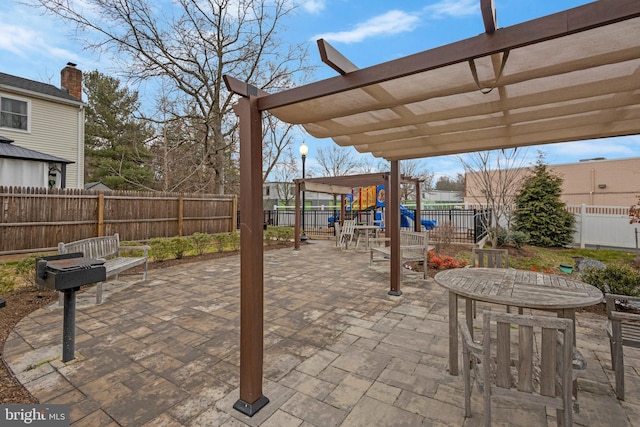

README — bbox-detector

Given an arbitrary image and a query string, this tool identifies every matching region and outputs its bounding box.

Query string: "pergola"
[292,172,425,252]
[224,0,640,416]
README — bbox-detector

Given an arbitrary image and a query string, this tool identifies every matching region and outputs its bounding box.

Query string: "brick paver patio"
[3,240,639,426]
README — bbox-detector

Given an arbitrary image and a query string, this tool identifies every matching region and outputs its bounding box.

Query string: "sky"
[2,0,639,182]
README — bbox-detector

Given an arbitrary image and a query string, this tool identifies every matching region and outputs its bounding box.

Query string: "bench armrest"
[369,237,390,246]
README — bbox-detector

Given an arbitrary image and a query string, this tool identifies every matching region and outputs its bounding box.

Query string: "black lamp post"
[299,142,308,242]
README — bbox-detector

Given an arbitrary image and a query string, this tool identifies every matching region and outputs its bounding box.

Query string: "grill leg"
[62,288,78,362]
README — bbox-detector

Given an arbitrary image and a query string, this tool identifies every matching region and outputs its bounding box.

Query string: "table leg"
[449,291,458,376]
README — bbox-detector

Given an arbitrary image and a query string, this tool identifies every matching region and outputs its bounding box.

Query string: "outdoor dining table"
[353,224,381,250]
[434,267,604,376]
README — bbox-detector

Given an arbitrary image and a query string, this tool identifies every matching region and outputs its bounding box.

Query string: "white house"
[0,63,85,188]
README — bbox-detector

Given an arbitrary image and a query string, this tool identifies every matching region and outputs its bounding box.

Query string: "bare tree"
[269,149,299,207]
[399,160,434,203]
[313,145,361,177]
[32,0,311,194]
[312,144,362,208]
[460,149,530,247]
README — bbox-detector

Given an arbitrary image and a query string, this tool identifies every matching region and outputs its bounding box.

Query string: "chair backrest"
[342,220,355,236]
[605,293,640,348]
[481,310,574,426]
[472,248,508,268]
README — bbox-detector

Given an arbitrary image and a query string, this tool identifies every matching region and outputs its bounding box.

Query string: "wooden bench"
[370,230,430,279]
[58,233,150,304]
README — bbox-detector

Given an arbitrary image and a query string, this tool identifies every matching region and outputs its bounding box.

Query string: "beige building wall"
[464,157,640,207]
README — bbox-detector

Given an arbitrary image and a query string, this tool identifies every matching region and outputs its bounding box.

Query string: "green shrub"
[14,255,38,286]
[170,236,192,259]
[581,263,640,296]
[228,232,240,250]
[275,227,293,241]
[0,264,17,293]
[264,226,293,242]
[490,227,509,247]
[149,237,172,261]
[506,230,529,249]
[191,233,213,255]
[119,241,147,257]
[213,233,229,252]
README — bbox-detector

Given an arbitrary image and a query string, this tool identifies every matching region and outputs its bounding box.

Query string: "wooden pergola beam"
[258,1,640,111]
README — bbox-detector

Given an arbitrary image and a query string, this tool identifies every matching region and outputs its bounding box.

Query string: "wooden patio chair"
[334,221,342,247]
[471,248,520,315]
[338,220,356,249]
[460,310,575,427]
[605,293,640,400]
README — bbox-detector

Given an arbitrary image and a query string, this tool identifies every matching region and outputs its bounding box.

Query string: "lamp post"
[299,142,308,242]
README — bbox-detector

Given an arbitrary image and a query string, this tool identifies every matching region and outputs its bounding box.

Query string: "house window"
[1,96,29,131]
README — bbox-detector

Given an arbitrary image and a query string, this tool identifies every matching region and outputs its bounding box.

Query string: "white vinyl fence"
[568,205,638,250]
[464,203,638,250]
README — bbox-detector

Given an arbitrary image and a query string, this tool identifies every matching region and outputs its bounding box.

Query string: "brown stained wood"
[389,161,401,295]
[0,187,235,254]
[235,96,266,406]
[257,2,640,111]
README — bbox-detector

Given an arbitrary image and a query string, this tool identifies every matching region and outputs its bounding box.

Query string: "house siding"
[0,91,84,188]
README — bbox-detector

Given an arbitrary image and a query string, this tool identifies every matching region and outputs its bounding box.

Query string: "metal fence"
[263,207,490,243]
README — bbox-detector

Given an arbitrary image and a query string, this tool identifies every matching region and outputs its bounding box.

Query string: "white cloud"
[546,138,639,162]
[423,0,478,19]
[0,24,44,57]
[312,10,420,43]
[301,0,326,14]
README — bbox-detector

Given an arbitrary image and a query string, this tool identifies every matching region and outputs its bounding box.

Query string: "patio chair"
[339,220,356,249]
[334,221,342,247]
[470,248,520,315]
[460,310,575,427]
[605,293,640,400]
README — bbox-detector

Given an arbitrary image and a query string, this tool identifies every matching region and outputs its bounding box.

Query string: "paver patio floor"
[3,240,640,426]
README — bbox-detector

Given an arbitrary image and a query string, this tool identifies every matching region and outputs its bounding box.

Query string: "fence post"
[178,195,184,236]
[233,195,238,232]
[580,204,586,249]
[97,193,104,237]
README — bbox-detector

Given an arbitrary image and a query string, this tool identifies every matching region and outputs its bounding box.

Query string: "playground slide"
[400,205,437,230]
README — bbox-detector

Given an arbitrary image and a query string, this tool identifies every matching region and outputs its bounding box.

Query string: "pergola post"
[232,95,269,416]
[389,160,401,296]
[415,180,422,232]
[294,180,301,250]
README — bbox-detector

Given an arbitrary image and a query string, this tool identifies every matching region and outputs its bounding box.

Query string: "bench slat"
[58,233,149,305]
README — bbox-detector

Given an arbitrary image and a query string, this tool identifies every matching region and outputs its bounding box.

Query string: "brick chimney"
[60,62,82,100]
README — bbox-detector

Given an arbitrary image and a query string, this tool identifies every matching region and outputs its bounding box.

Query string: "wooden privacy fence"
[0,186,237,255]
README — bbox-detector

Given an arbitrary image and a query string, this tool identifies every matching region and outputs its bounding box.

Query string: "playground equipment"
[400,205,437,230]
[327,185,437,231]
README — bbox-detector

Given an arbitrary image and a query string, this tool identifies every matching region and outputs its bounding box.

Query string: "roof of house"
[0,136,73,163]
[0,72,81,103]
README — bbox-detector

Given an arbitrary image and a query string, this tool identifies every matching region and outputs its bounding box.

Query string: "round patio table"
[434,268,603,376]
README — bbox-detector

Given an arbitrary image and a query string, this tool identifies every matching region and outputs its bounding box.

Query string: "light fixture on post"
[299,142,308,242]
